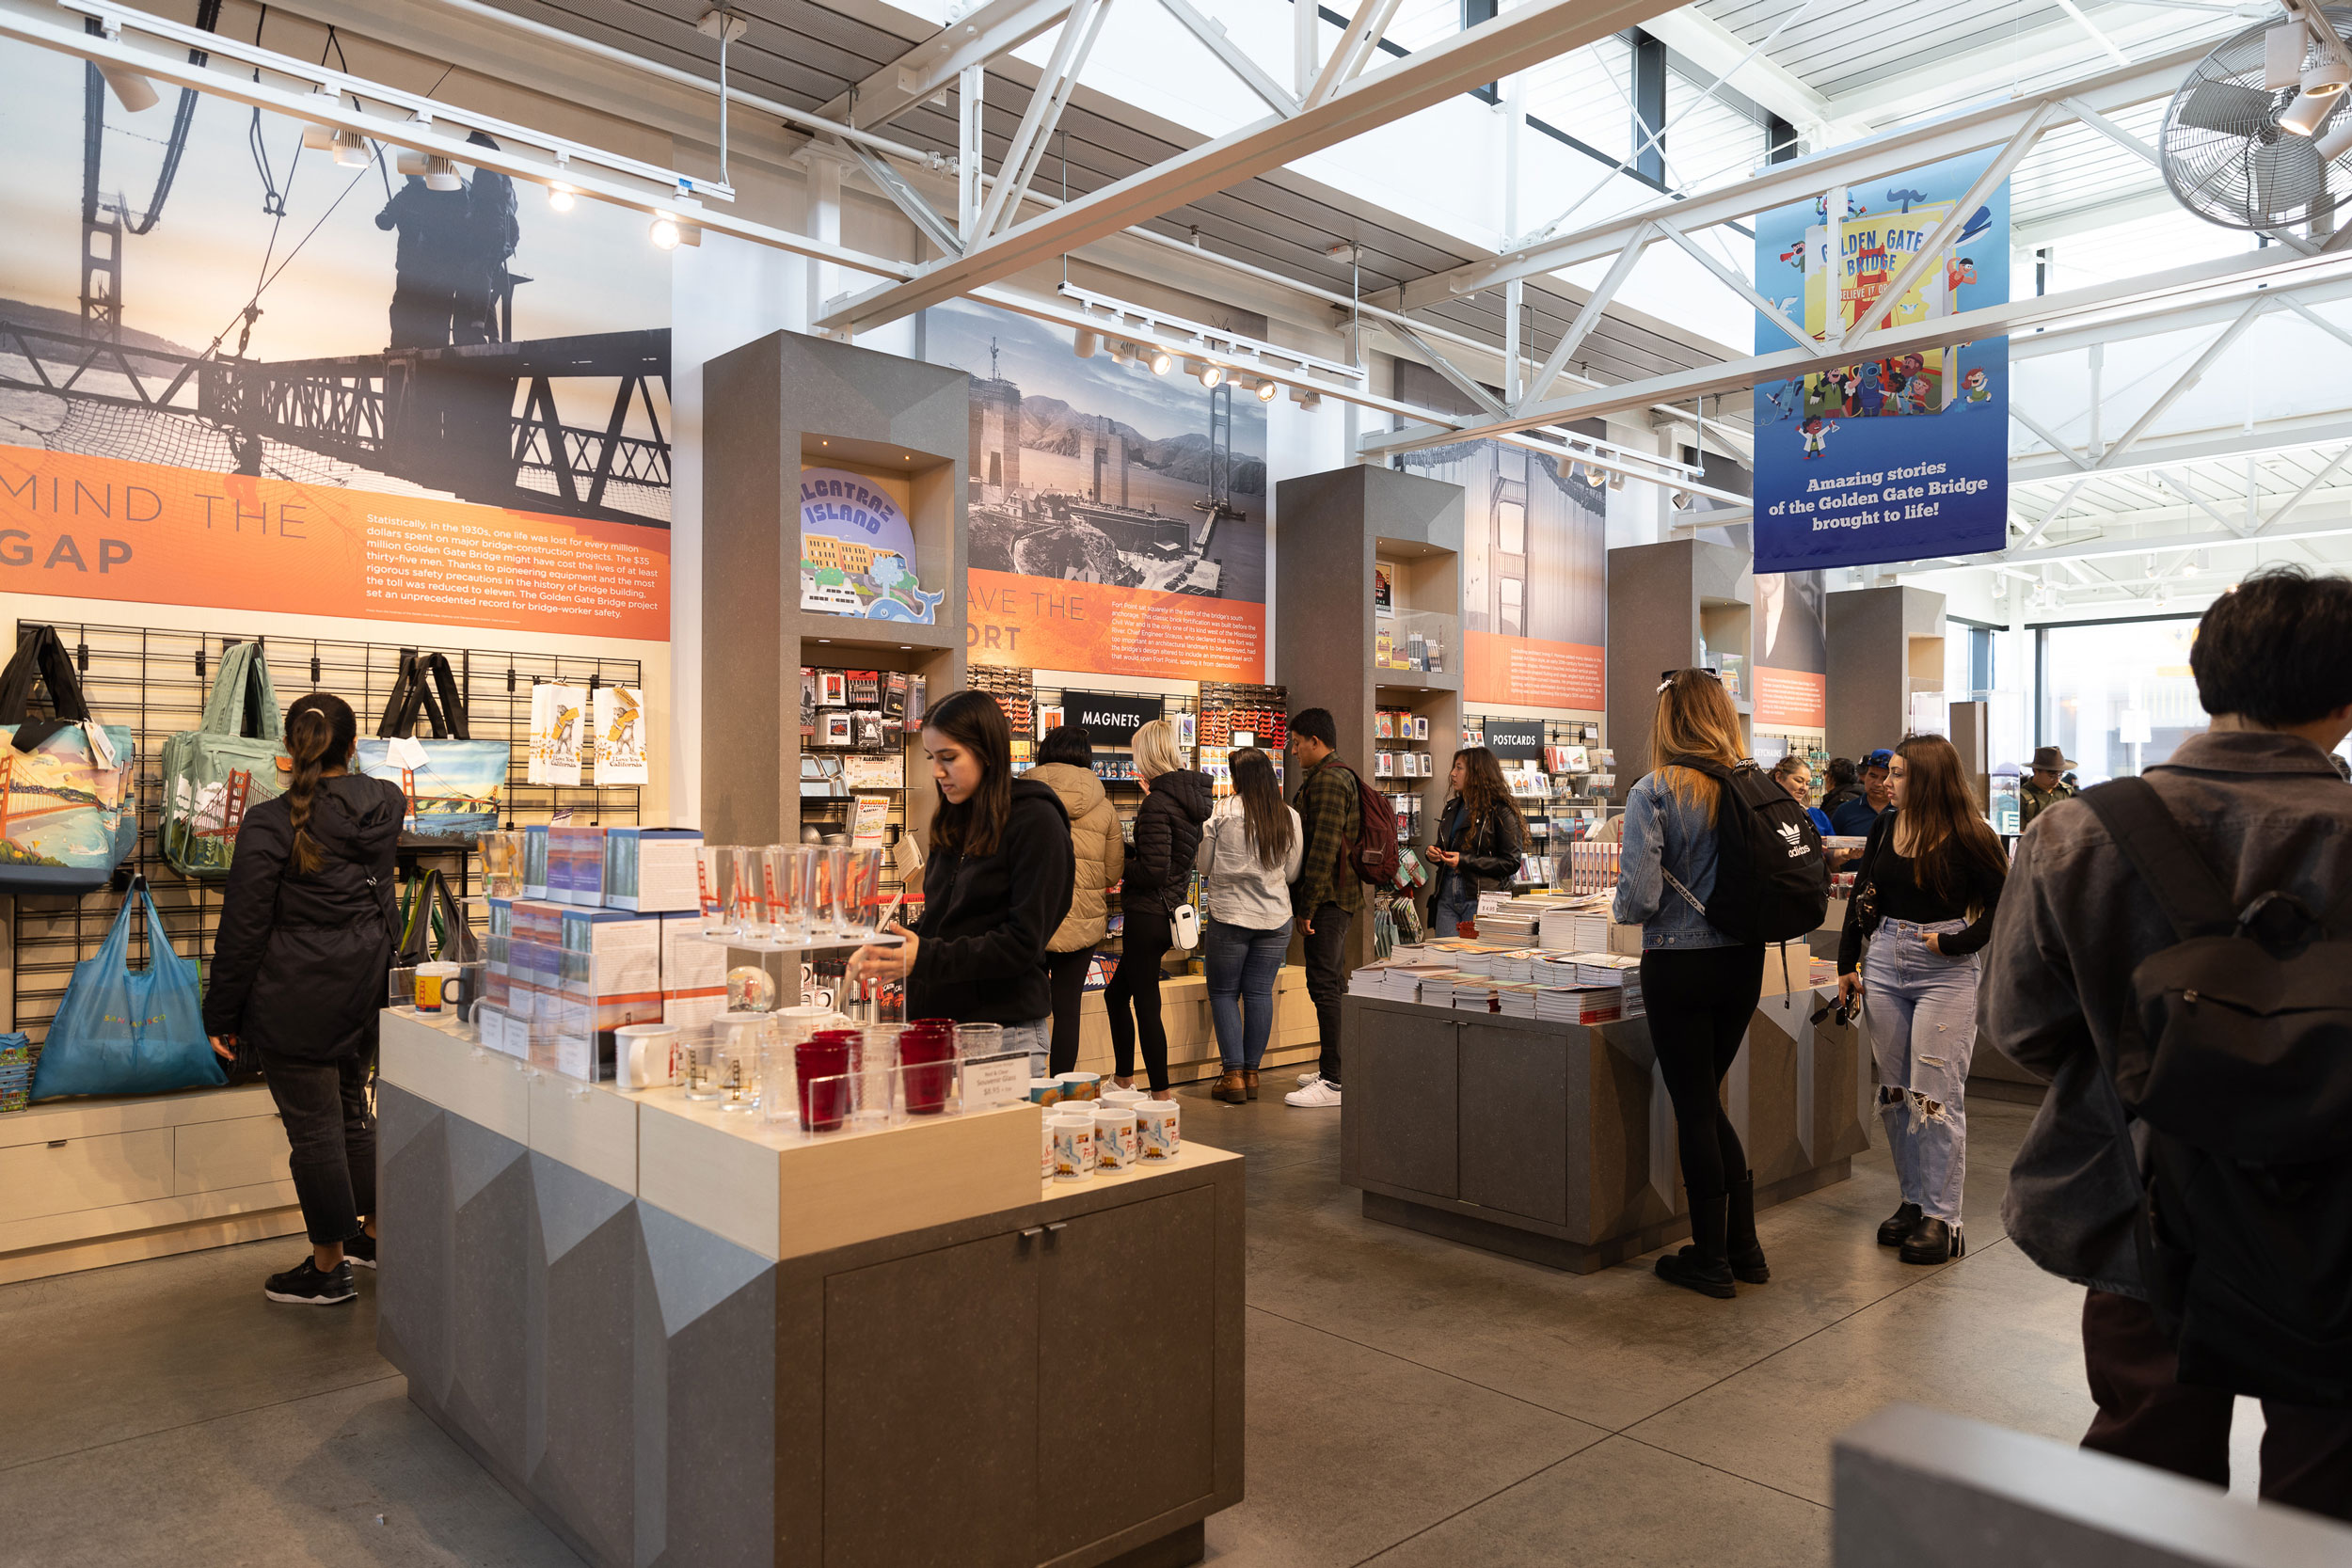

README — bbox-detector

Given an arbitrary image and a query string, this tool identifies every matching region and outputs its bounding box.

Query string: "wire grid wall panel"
[8,619,643,1043]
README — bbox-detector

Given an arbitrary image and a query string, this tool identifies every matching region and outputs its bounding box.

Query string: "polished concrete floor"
[0,1084,2260,1567]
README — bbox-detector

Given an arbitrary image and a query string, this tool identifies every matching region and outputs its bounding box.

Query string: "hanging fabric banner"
[1751,150,2010,572]
[594,684,649,784]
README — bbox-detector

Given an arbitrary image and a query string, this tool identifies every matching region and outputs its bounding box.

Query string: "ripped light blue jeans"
[1860,917,1977,1224]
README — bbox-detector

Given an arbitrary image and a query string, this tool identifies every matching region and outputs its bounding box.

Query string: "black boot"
[1723,1170,1769,1284]
[1877,1201,1923,1248]
[1656,1196,1737,1298]
[1899,1217,1963,1264]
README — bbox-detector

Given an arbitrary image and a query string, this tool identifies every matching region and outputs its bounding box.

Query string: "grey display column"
[701,329,969,853]
[1824,583,1945,764]
[1605,536,1753,784]
[1274,465,1465,965]
[1339,994,1871,1271]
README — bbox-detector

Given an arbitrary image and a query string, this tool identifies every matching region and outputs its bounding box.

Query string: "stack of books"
[1621,970,1646,1019]
[1489,980,1540,1019]
[1475,907,1544,945]
[1486,949,1535,984]
[1538,904,1614,954]
[1534,986,1624,1025]
[1529,952,1588,987]
[1572,951,1643,987]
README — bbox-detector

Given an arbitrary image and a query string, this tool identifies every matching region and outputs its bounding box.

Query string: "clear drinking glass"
[713,1011,771,1113]
[681,1028,723,1101]
[841,847,884,939]
[792,847,823,945]
[769,844,811,946]
[853,1023,902,1124]
[481,830,522,898]
[817,846,851,938]
[739,846,778,944]
[698,846,739,939]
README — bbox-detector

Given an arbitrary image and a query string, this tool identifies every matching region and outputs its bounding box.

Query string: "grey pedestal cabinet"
[1340,993,1872,1272]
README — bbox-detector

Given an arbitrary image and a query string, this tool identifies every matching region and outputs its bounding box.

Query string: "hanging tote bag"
[0,626,138,895]
[159,640,289,879]
[354,650,508,846]
[30,879,223,1100]
[389,867,482,1006]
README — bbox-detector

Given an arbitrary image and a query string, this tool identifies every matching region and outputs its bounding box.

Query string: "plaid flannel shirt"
[1289,756,1363,918]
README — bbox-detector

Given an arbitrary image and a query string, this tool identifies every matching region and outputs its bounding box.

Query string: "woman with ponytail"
[205,692,405,1307]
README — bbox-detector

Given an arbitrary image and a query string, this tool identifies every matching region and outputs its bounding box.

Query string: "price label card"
[961,1053,1030,1111]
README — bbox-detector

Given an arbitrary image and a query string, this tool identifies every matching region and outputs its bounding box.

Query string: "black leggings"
[1045,947,1093,1076]
[1104,920,1175,1092]
[1640,944,1766,1204]
[260,1049,375,1245]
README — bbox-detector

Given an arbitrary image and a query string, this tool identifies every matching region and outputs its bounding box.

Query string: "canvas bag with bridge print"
[0,626,138,895]
[159,639,289,879]
[355,650,507,847]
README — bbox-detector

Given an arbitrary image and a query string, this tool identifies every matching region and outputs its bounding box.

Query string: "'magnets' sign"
[1063,690,1165,743]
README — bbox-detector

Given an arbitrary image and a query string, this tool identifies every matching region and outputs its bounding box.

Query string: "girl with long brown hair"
[850,689,1074,1057]
[1196,746,1302,1102]
[1836,733,2008,1263]
[205,692,405,1306]
[1611,669,1772,1298]
[1427,746,1524,939]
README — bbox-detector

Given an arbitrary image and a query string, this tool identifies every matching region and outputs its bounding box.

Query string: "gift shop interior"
[7,0,2352,1561]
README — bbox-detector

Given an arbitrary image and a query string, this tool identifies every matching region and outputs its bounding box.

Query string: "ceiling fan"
[2163,1,2352,233]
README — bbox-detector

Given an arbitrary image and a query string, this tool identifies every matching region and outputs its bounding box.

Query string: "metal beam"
[1305,0,1408,111]
[2256,444,2352,533]
[1389,46,2199,312]
[1655,217,1814,350]
[2012,473,2094,552]
[817,0,1073,130]
[1526,223,1649,402]
[1153,0,1298,117]
[2057,95,2159,166]
[977,0,1113,238]
[2010,404,2097,473]
[2100,297,2271,466]
[1388,322,1511,420]
[2012,413,2352,483]
[817,0,1684,335]
[1359,246,2352,457]
[841,138,963,257]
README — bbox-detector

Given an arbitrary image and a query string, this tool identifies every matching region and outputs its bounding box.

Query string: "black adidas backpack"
[1665,755,1829,944]
[2080,778,2352,1405]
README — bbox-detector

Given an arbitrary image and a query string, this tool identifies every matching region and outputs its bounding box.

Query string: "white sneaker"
[1297,1070,1321,1088]
[1285,1078,1343,1108]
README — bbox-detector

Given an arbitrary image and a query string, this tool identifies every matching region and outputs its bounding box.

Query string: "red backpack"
[1335,765,1400,886]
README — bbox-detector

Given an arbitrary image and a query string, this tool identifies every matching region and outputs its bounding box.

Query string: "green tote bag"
[159,640,288,879]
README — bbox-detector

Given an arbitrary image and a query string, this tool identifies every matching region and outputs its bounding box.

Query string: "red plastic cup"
[898,1029,959,1116]
[795,1037,851,1132]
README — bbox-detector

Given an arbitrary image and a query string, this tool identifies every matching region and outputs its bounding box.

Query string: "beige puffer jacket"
[1028,761,1124,953]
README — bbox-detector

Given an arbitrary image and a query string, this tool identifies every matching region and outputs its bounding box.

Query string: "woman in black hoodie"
[205,693,405,1307]
[1104,718,1211,1096]
[849,691,1073,1053]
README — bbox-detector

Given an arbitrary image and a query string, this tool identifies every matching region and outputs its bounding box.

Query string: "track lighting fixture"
[1290,388,1322,409]
[548,182,578,213]
[1187,359,1224,388]
[1607,470,1626,492]
[649,215,701,249]
[1073,329,1099,358]
[2282,87,2335,136]
[1254,378,1277,402]
[1669,487,1690,506]
[98,65,159,114]
[2319,118,2352,160]
[1109,341,1134,366]
[397,150,464,191]
[1144,347,1173,376]
[330,128,372,168]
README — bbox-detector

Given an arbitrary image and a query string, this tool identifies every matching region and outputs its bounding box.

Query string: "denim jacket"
[1611,768,1738,949]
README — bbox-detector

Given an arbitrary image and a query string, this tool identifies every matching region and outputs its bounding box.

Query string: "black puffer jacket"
[909,778,1075,1025]
[204,774,404,1060]
[1124,768,1213,920]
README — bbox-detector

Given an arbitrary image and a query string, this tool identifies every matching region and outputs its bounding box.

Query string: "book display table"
[376,1009,1244,1568]
[1339,990,1871,1273]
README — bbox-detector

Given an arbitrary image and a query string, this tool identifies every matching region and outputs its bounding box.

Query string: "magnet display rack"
[7,620,643,1048]
[1461,714,1613,885]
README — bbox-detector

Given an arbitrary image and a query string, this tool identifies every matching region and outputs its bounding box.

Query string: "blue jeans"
[1203,917,1290,1070]
[998,1016,1052,1080]
[1429,881,1479,940]
[1861,917,1978,1224]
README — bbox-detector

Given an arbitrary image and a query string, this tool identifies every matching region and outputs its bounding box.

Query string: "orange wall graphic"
[1755,667,1826,729]
[0,446,668,641]
[965,568,1263,684]
[1465,629,1605,710]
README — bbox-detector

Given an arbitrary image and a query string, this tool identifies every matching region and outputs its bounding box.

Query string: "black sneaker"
[264,1257,357,1306]
[343,1232,376,1271]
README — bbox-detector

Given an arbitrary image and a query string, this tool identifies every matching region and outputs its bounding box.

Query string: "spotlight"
[1290,387,1321,409]
[1144,347,1173,376]
[548,182,578,213]
[2282,87,2335,136]
[1187,359,1224,388]
[1073,328,1099,358]
[331,129,372,168]
[650,215,704,249]
[1254,377,1277,403]
[1553,454,1577,482]
[2308,56,2351,97]
[98,65,160,114]
[397,152,464,191]
[1607,469,1625,492]
[1109,341,1135,366]
[1670,488,1692,507]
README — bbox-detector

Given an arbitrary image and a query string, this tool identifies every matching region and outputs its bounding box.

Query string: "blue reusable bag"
[31,881,224,1100]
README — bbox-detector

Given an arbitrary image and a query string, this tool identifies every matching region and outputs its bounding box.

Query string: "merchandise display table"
[1339,990,1872,1273]
[376,1009,1244,1568]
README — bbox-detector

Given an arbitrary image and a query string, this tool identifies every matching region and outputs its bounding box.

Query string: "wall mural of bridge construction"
[0,31,671,641]
[927,297,1269,684]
